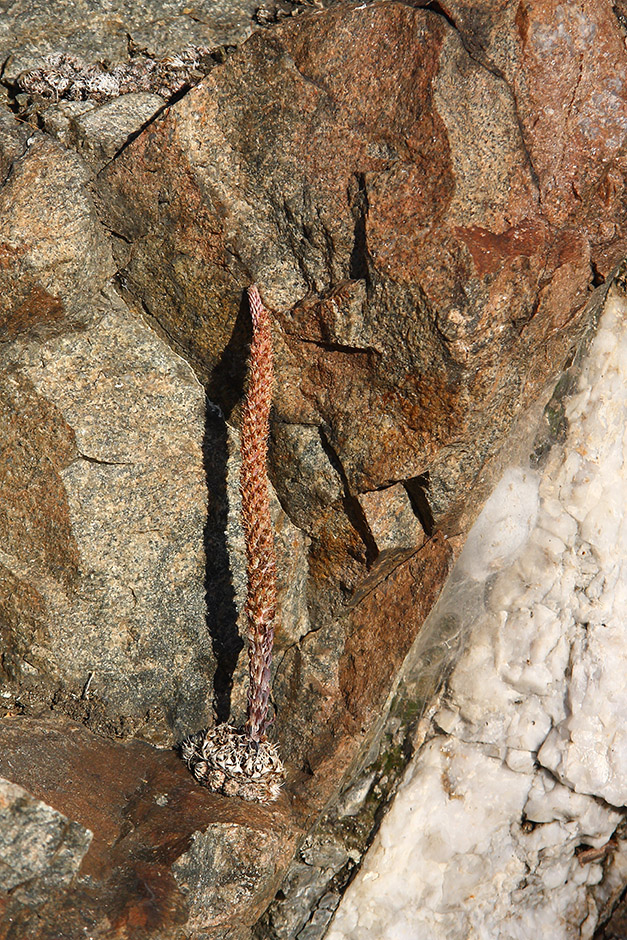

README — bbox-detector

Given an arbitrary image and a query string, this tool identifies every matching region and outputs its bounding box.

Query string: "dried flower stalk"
[241,283,278,744]
[182,284,284,802]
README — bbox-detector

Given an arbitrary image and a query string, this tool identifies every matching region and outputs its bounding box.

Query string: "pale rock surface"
[326,289,627,940]
[2,284,209,744]
[0,776,92,903]
[0,0,263,81]
[40,92,166,170]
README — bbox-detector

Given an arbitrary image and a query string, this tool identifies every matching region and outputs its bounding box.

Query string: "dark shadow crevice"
[404,473,435,537]
[318,426,378,567]
[202,290,252,723]
[348,172,370,285]
[202,399,243,725]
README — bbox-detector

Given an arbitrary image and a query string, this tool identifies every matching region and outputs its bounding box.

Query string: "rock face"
[0,716,297,940]
[0,0,261,81]
[99,0,627,524]
[0,775,92,907]
[1,0,627,936]
[325,286,627,940]
[0,124,209,746]
[96,0,627,788]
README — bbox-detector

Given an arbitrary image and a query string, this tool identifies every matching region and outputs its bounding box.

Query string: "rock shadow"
[203,291,252,724]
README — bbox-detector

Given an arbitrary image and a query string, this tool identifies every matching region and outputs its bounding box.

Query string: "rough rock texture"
[1,0,627,936]
[96,0,627,792]
[0,0,260,82]
[38,93,166,172]
[325,288,627,940]
[0,776,92,905]
[0,715,297,940]
[597,879,627,940]
[99,0,627,524]
[1,0,319,168]
[0,122,209,746]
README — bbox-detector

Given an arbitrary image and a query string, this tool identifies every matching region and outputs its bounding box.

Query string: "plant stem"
[241,284,277,744]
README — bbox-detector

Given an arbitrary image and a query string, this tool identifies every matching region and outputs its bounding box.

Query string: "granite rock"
[0,0,260,82]
[97,0,627,778]
[39,93,166,171]
[0,124,209,745]
[99,0,627,528]
[0,715,297,940]
[0,776,92,906]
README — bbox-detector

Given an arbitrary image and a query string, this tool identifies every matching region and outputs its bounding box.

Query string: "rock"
[357,483,427,555]
[0,715,298,939]
[40,93,166,171]
[98,0,627,533]
[0,776,92,904]
[596,871,627,940]
[99,0,627,781]
[259,834,349,940]
[324,286,627,940]
[2,0,627,936]
[0,124,210,746]
[0,134,114,318]
[0,0,262,82]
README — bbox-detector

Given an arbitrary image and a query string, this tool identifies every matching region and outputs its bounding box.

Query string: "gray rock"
[270,424,344,537]
[40,93,165,170]
[335,773,376,819]
[172,821,295,931]
[0,0,262,81]
[358,483,427,554]
[0,125,210,745]
[297,901,338,940]
[0,132,115,320]
[260,835,349,940]
[0,776,92,904]
[3,283,209,744]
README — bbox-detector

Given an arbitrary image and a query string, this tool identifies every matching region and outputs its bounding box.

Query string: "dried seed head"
[182,725,284,803]
[16,46,212,104]
[241,284,277,744]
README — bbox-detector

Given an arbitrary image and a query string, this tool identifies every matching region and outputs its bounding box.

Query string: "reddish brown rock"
[99,0,627,524]
[0,716,298,940]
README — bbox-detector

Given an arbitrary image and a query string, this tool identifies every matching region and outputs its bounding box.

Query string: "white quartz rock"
[326,290,627,940]
[538,618,627,805]
[454,468,539,581]
[326,737,533,940]
[524,770,621,839]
